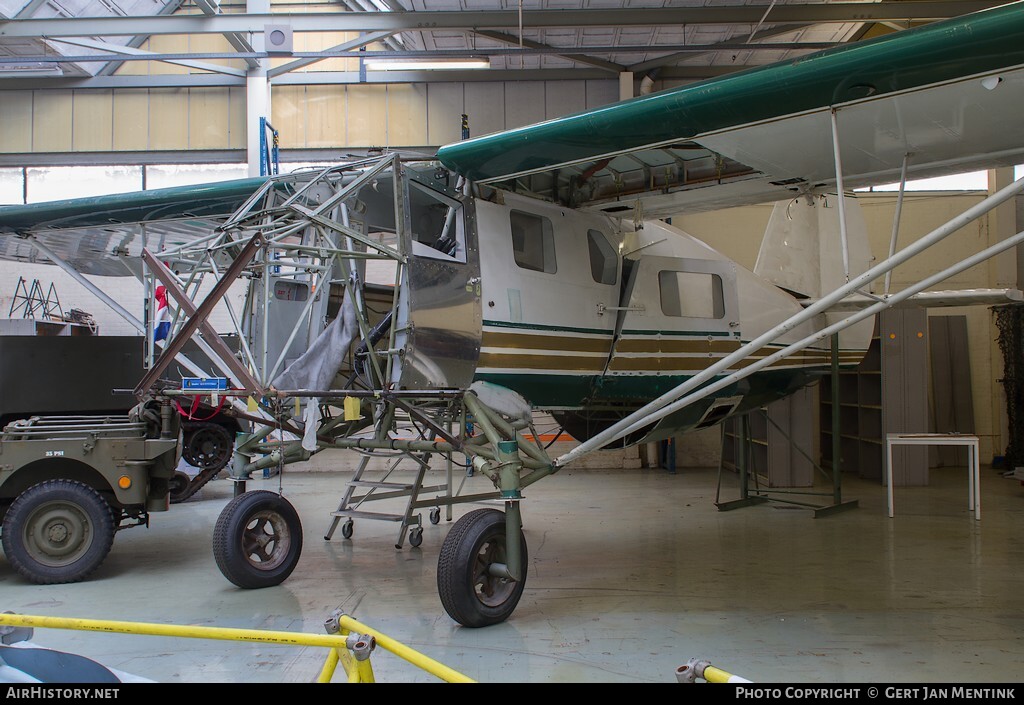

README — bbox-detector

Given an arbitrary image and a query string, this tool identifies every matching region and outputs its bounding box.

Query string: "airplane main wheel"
[213,490,303,589]
[437,508,527,628]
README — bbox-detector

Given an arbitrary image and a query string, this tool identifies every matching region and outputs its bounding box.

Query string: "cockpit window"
[409,181,465,263]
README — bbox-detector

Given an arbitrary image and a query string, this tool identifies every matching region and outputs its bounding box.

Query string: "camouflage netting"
[994,303,1024,470]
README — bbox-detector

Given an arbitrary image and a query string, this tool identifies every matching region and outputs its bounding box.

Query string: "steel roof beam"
[191,0,261,69]
[0,41,849,66]
[96,0,187,77]
[267,30,395,77]
[50,36,247,76]
[0,65,741,89]
[628,23,813,73]
[0,3,1002,37]
[14,0,49,18]
[335,0,405,52]
[472,29,623,74]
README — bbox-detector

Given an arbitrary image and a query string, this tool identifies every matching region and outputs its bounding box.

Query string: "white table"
[885,433,980,520]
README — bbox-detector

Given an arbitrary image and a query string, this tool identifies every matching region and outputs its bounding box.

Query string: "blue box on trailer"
[182,377,229,391]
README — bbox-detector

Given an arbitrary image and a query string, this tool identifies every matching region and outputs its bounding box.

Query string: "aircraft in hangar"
[1,0,1023,628]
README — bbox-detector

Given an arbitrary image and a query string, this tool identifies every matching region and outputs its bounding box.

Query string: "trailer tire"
[213,490,303,589]
[2,479,116,585]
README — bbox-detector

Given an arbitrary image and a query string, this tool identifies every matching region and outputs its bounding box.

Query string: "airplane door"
[396,176,482,391]
[606,254,740,380]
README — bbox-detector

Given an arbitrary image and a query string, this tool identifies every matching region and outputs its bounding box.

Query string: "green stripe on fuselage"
[474,367,824,411]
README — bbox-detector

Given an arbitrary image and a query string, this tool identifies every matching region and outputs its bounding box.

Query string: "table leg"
[886,440,894,518]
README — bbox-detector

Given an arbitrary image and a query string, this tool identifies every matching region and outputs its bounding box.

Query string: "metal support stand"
[716,414,768,511]
[716,336,858,517]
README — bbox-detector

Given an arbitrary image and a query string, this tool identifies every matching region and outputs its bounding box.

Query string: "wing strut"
[22,234,145,333]
[555,174,1024,468]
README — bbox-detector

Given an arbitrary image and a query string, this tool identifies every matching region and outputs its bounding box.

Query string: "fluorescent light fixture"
[364,58,490,71]
[0,62,64,77]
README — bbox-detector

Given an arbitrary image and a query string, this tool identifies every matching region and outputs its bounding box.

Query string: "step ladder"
[323,448,457,549]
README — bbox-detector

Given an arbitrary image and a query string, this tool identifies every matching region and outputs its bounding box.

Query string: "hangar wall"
[673,188,1015,466]
[0,79,620,157]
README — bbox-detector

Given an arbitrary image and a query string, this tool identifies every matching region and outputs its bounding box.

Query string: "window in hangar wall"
[0,162,344,205]
[2,164,1022,206]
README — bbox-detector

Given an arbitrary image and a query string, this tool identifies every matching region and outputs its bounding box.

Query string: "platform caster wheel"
[2,479,115,585]
[213,490,303,589]
[341,520,354,540]
[437,508,527,628]
[409,527,424,548]
[429,507,441,525]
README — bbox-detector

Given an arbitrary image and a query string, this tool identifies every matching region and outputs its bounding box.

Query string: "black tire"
[409,527,423,548]
[429,507,441,525]
[437,508,527,628]
[182,422,233,471]
[1,479,115,585]
[341,520,353,539]
[169,471,193,504]
[212,490,303,589]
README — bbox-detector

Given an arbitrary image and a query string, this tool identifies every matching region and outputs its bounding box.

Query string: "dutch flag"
[153,284,171,343]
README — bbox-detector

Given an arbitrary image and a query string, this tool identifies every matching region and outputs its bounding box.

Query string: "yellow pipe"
[703,664,743,683]
[337,648,363,683]
[0,613,352,649]
[0,613,474,683]
[356,656,376,683]
[702,665,731,683]
[337,614,474,683]
[318,648,340,683]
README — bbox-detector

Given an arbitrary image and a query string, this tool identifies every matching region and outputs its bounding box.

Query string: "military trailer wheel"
[1,479,116,585]
[437,508,528,628]
[169,471,192,504]
[213,490,303,589]
[182,422,233,471]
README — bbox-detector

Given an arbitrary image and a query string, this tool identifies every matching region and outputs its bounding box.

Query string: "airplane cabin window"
[510,210,557,273]
[659,270,725,319]
[587,229,617,284]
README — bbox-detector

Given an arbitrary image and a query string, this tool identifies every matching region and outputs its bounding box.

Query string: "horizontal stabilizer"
[803,288,1024,311]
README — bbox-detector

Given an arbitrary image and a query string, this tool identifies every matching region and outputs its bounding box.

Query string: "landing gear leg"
[437,438,528,627]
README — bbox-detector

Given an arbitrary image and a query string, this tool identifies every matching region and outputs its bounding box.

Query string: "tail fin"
[754,193,875,356]
[754,193,873,299]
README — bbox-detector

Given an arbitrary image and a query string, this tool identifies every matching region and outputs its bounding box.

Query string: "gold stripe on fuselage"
[482,330,613,353]
[480,328,864,373]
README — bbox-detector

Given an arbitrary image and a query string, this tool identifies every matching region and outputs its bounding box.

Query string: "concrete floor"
[2,453,1023,684]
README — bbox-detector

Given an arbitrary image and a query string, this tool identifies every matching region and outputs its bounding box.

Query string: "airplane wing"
[437,1,1024,219]
[0,177,271,276]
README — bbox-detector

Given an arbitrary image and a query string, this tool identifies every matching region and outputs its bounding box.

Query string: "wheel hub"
[241,511,291,571]
[26,502,92,566]
[47,523,70,543]
[473,539,515,607]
